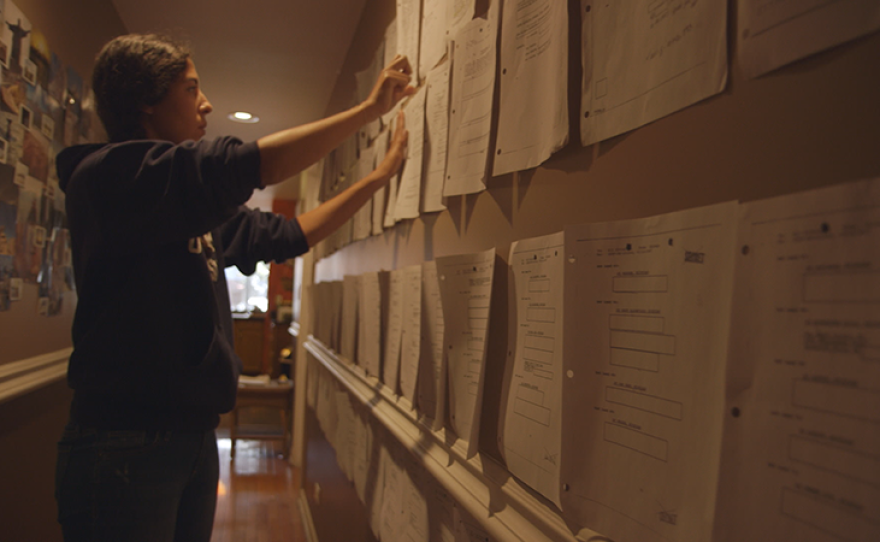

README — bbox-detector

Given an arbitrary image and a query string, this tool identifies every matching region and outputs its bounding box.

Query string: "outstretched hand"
[365,55,416,121]
[374,111,408,181]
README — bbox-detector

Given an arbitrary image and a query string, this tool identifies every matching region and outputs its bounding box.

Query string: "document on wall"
[335,391,355,479]
[400,456,431,542]
[437,248,496,457]
[423,62,450,213]
[380,444,407,542]
[384,172,400,228]
[341,275,360,364]
[503,231,566,508]
[353,148,376,241]
[331,281,345,351]
[382,20,403,130]
[448,0,475,38]
[384,268,405,393]
[444,3,499,197]
[418,260,447,429]
[359,271,384,378]
[560,202,738,542]
[580,0,727,146]
[430,482,458,542]
[394,87,427,221]
[396,0,422,82]
[373,129,390,236]
[356,45,385,144]
[738,0,880,78]
[317,370,340,446]
[351,406,374,504]
[493,0,568,176]
[454,505,496,542]
[399,264,423,404]
[421,0,449,76]
[714,179,880,542]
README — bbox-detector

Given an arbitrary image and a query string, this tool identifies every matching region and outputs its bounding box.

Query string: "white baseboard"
[0,348,71,404]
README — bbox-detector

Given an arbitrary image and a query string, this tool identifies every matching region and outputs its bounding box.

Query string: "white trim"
[298,490,320,542]
[305,336,595,542]
[0,348,71,404]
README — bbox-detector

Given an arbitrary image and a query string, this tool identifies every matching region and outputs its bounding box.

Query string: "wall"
[300,0,880,540]
[0,1,126,540]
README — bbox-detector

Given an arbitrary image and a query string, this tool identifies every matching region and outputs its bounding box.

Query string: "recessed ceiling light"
[228,111,260,124]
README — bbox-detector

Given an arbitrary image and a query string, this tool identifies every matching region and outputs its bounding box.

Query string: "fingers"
[387,54,413,76]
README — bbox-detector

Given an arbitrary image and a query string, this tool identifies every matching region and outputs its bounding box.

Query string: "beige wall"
[0,2,126,540]
[303,0,880,538]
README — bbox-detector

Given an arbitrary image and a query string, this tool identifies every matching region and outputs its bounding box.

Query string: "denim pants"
[55,423,219,542]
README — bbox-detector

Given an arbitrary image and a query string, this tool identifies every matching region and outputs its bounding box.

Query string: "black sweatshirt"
[57,137,309,431]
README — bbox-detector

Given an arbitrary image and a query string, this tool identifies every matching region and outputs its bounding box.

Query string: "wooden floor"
[212,436,306,542]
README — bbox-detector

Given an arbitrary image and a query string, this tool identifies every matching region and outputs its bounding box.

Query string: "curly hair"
[92,34,191,142]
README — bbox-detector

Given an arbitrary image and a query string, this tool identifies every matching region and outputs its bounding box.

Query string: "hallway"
[213,435,306,542]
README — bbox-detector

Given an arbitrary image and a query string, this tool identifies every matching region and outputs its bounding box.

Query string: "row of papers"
[307,356,496,542]
[315,0,879,260]
[310,177,880,542]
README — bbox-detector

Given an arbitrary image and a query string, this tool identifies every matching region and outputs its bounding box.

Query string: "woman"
[54,34,412,542]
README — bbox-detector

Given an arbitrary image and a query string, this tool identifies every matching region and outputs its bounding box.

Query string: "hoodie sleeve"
[216,207,310,275]
[70,137,262,246]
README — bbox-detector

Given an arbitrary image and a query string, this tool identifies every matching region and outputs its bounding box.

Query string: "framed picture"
[9,278,22,301]
[13,160,28,187]
[20,105,31,129]
[41,115,54,140]
[34,225,46,248]
[23,59,37,86]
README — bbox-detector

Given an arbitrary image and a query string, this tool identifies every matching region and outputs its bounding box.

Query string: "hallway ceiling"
[111,0,367,205]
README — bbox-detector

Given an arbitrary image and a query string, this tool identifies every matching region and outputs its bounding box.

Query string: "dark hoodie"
[57,137,309,431]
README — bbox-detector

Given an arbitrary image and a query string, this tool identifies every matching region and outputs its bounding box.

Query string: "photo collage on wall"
[0,0,99,314]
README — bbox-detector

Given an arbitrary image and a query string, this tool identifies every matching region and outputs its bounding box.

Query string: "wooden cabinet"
[232,316,265,375]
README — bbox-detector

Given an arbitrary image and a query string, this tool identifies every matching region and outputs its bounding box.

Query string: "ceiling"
[111,0,367,207]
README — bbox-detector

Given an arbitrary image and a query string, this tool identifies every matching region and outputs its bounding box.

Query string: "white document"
[397,0,422,82]
[384,173,400,228]
[560,202,738,542]
[373,129,390,236]
[353,148,376,241]
[380,444,407,542]
[418,260,447,429]
[739,0,880,78]
[335,391,355,479]
[715,179,880,542]
[384,268,405,393]
[503,231,565,508]
[437,248,496,457]
[359,271,383,378]
[420,0,449,76]
[423,62,450,214]
[317,369,339,447]
[394,87,427,221]
[401,456,431,542]
[445,3,499,197]
[454,506,495,542]
[356,45,385,144]
[494,0,569,176]
[341,275,360,364]
[399,264,423,405]
[351,406,374,504]
[580,0,727,146]
[448,0,475,38]
[367,427,387,539]
[430,483,457,542]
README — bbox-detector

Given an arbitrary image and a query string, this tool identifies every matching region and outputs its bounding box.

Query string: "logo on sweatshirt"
[188,233,219,281]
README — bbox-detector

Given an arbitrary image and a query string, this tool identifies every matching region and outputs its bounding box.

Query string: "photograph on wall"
[21,126,48,181]
[14,176,41,282]
[21,56,33,85]
[0,1,30,134]
[0,161,16,311]
[37,173,70,313]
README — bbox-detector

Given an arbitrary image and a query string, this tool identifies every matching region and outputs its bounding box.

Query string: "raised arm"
[297,111,408,246]
[257,55,415,186]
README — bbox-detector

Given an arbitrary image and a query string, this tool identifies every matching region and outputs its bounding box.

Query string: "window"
[225,262,270,313]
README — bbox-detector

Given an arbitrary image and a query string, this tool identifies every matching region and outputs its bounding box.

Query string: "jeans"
[55,423,219,542]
